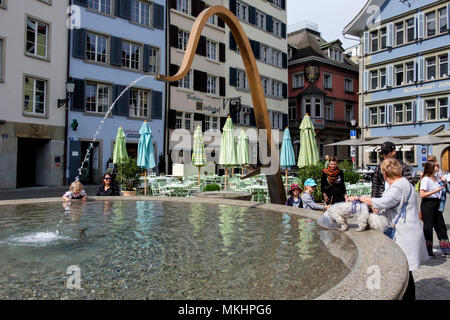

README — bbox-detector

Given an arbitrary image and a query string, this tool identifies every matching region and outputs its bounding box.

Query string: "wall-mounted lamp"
[57,79,76,108]
[350,119,357,127]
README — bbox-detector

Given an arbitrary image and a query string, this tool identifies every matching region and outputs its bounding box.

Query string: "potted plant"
[116,158,143,196]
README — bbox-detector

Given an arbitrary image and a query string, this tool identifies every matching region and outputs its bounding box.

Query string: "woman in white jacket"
[349,158,429,300]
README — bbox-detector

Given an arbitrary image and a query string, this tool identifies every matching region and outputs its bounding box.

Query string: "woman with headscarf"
[321,157,347,205]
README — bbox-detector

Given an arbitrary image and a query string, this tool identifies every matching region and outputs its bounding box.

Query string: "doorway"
[79,141,101,185]
[442,147,450,172]
[16,138,49,188]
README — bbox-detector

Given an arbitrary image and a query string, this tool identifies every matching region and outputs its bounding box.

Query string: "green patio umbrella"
[297,114,320,168]
[236,130,249,175]
[137,121,156,195]
[113,126,128,164]
[280,127,296,189]
[192,125,207,186]
[219,116,237,190]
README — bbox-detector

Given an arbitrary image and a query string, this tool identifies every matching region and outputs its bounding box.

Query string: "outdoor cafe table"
[346,183,372,196]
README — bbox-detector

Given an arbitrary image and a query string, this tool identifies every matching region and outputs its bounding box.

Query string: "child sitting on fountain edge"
[63,181,87,201]
[285,183,303,208]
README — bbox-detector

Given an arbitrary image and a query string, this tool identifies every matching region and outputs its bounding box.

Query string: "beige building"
[0,0,68,188]
[225,0,288,165]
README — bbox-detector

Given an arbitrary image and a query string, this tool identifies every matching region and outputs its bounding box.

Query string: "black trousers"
[421,198,449,243]
[402,271,415,300]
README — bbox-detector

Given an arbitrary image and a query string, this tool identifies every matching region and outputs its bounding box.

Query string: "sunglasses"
[104,177,111,180]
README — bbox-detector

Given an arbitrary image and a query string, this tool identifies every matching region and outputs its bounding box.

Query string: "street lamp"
[58,79,75,108]
[351,119,357,127]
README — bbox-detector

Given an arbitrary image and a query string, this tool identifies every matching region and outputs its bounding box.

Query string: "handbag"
[384,184,413,240]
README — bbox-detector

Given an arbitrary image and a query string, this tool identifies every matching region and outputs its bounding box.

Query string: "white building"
[0,0,68,188]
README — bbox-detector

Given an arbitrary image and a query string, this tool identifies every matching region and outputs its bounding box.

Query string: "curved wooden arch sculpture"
[156,5,286,204]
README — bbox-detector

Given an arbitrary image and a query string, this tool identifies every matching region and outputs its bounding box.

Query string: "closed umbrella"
[219,116,237,190]
[236,130,249,176]
[137,121,156,195]
[113,126,128,164]
[297,114,320,168]
[280,127,296,189]
[192,125,207,186]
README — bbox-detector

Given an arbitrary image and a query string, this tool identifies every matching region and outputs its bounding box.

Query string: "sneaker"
[443,241,450,258]
[426,241,435,257]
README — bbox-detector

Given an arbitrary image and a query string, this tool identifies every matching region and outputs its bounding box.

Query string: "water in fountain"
[76,75,154,180]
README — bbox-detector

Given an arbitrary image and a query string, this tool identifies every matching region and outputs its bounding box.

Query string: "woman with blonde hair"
[348,158,428,300]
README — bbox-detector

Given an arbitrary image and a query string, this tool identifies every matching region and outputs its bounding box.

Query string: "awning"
[365,147,376,153]
[401,145,413,152]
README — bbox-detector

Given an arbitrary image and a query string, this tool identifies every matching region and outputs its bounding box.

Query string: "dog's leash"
[351,200,362,215]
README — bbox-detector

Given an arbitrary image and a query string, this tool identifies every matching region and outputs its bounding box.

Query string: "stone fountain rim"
[0,196,410,300]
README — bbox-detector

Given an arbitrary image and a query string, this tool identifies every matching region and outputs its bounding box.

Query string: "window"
[184,112,192,130]
[426,99,436,120]
[207,75,217,95]
[129,89,150,118]
[426,11,436,37]
[439,7,448,33]
[179,70,191,89]
[85,82,109,113]
[206,40,217,60]
[176,0,189,14]
[207,11,216,25]
[305,98,311,116]
[26,17,48,58]
[395,104,403,123]
[212,117,218,130]
[272,49,282,67]
[272,81,282,98]
[369,150,378,164]
[426,57,436,80]
[260,44,271,64]
[23,76,46,115]
[371,30,378,52]
[261,77,270,96]
[176,112,183,129]
[405,147,415,164]
[272,0,282,8]
[380,68,386,88]
[177,30,189,51]
[315,99,322,117]
[405,62,414,83]
[324,73,332,89]
[325,101,333,120]
[395,64,404,86]
[289,98,296,121]
[148,47,159,73]
[237,69,248,90]
[395,22,404,45]
[439,55,448,78]
[0,39,3,81]
[256,10,265,29]
[345,104,353,122]
[380,28,387,49]
[270,111,283,129]
[131,0,152,26]
[370,70,378,90]
[122,41,140,70]
[236,1,248,21]
[88,0,111,14]
[406,18,415,42]
[272,19,282,37]
[439,98,448,119]
[86,32,107,63]
[345,78,354,92]
[237,108,250,126]
[405,102,413,122]
[293,73,304,89]
[205,116,210,131]
[379,106,385,125]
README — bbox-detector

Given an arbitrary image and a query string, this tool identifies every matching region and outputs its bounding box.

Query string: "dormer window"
[328,48,343,62]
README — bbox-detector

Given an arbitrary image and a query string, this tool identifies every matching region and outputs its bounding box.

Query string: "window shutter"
[71,78,86,112]
[191,0,205,17]
[417,99,424,121]
[194,113,205,131]
[447,3,450,31]
[118,0,131,20]
[196,36,206,56]
[143,44,150,72]
[110,36,122,67]
[229,67,237,87]
[249,6,256,25]
[73,0,87,7]
[151,90,163,120]
[168,109,177,129]
[281,23,287,39]
[170,25,179,48]
[72,28,86,59]
[387,23,394,47]
[219,42,226,62]
[219,77,225,97]
[387,65,394,87]
[169,64,179,87]
[249,108,256,127]
[113,85,129,116]
[230,103,238,124]
[229,0,236,15]
[194,70,202,91]
[229,32,237,51]
[417,13,425,39]
[282,52,287,69]
[281,0,286,10]
[282,83,288,99]
[417,56,425,81]
[412,101,417,122]
[448,52,450,77]
[363,31,369,55]
[153,3,165,30]
[218,17,225,28]
[363,70,369,91]
[253,40,260,60]
[363,107,369,127]
[413,59,417,82]
[266,15,273,33]
[386,104,393,124]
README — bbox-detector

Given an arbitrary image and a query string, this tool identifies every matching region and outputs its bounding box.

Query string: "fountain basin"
[0,197,409,300]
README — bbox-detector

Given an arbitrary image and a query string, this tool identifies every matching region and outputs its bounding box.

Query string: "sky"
[287,0,368,50]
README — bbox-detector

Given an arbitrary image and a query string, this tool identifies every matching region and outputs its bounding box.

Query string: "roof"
[297,84,327,97]
[343,0,385,37]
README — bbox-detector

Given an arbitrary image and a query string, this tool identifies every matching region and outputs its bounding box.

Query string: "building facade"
[0,0,68,189]
[68,0,166,184]
[344,0,450,171]
[288,26,359,162]
[226,0,289,165]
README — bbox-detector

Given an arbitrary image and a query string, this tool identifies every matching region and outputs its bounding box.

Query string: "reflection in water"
[189,202,206,235]
[111,201,125,227]
[135,201,163,250]
[281,213,292,245]
[103,201,113,215]
[295,218,319,261]
[218,205,247,255]
[318,230,357,268]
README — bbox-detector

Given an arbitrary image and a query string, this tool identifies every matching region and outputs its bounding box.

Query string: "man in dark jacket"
[371,141,414,198]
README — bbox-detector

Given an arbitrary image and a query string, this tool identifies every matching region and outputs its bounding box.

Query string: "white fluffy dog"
[325,201,389,232]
